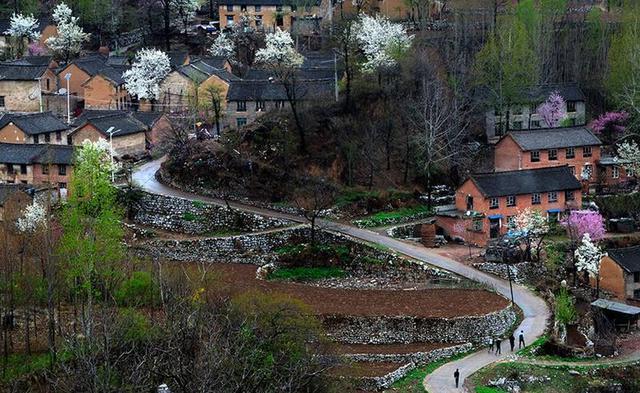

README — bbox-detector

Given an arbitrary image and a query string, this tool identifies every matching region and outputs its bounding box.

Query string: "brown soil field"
[330,362,404,378]
[200,263,509,318]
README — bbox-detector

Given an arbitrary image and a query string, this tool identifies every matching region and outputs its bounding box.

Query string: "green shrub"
[268,267,346,281]
[192,200,205,208]
[117,308,155,343]
[594,193,640,219]
[476,387,509,393]
[115,271,159,307]
[555,287,577,325]
[275,243,353,268]
[353,205,433,228]
[182,211,198,221]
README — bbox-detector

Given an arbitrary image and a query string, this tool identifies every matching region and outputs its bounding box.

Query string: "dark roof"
[0,63,48,80]
[95,64,129,86]
[176,60,239,83]
[525,84,586,103]
[64,54,108,76]
[72,110,149,137]
[197,56,229,70]
[106,55,130,66]
[608,246,640,273]
[168,51,189,69]
[131,112,163,127]
[218,0,320,5]
[469,166,582,197]
[244,67,334,80]
[0,112,69,135]
[0,143,74,165]
[227,78,334,101]
[5,56,53,66]
[591,299,640,316]
[507,127,601,151]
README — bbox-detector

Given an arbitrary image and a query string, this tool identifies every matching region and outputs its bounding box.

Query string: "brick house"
[494,127,602,184]
[159,58,239,113]
[436,166,582,246]
[82,64,131,110]
[484,84,587,143]
[225,78,334,128]
[0,62,49,112]
[0,112,71,145]
[599,246,640,300]
[0,143,74,190]
[218,0,329,32]
[597,155,636,189]
[70,110,172,157]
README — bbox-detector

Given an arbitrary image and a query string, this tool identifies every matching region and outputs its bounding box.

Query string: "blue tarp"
[488,214,503,219]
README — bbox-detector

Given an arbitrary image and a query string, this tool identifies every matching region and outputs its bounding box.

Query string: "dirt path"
[132,158,551,393]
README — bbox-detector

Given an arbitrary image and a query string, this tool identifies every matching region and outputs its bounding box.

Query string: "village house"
[56,54,110,99]
[218,0,329,32]
[484,84,587,143]
[0,17,57,54]
[159,58,238,113]
[599,246,640,301]
[0,62,49,112]
[0,143,73,190]
[70,110,172,156]
[0,112,70,145]
[168,51,191,69]
[597,155,636,189]
[82,64,131,110]
[494,127,602,185]
[436,166,582,246]
[225,78,334,128]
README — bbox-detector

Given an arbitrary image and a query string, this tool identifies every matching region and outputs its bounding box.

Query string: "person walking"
[487,337,494,353]
[519,330,526,349]
[495,337,502,355]
[509,333,515,352]
[454,368,460,388]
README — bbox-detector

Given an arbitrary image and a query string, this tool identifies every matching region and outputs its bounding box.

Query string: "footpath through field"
[132,157,551,393]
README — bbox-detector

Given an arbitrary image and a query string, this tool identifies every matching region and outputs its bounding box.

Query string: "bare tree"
[293,181,336,245]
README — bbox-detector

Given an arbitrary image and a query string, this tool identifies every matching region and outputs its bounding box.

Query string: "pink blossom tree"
[561,210,606,244]
[537,91,567,128]
[589,111,629,145]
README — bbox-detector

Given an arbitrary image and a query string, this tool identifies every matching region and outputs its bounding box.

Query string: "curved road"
[132,158,550,393]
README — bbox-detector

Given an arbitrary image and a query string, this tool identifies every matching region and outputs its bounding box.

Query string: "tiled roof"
[4,56,53,66]
[244,67,334,80]
[608,246,640,273]
[0,112,69,135]
[197,56,229,70]
[0,63,48,80]
[227,78,334,101]
[168,51,189,69]
[470,166,582,197]
[176,60,239,83]
[72,110,150,137]
[0,143,74,165]
[65,54,109,76]
[218,0,320,5]
[507,127,601,151]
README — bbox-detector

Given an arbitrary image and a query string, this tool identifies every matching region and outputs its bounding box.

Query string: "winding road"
[132,157,550,393]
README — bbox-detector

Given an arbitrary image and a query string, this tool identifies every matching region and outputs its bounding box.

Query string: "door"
[489,218,500,239]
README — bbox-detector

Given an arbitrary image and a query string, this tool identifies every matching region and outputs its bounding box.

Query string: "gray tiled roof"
[65,54,109,76]
[227,78,334,101]
[177,60,239,83]
[507,127,601,151]
[73,110,151,137]
[244,67,334,80]
[218,0,320,5]
[0,63,48,80]
[0,112,69,135]
[608,246,640,273]
[0,143,74,165]
[4,56,53,66]
[168,51,189,69]
[470,166,581,197]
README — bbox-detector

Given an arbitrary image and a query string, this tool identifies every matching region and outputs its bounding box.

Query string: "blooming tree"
[561,210,606,244]
[590,111,629,144]
[616,141,640,177]
[509,208,550,262]
[574,233,606,296]
[46,2,90,63]
[171,0,201,44]
[536,91,567,128]
[209,32,235,60]
[28,42,47,56]
[123,49,171,101]
[354,14,413,73]
[4,13,40,58]
[16,201,47,233]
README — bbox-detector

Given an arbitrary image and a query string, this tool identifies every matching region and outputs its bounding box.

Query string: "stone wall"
[323,306,516,345]
[342,342,472,364]
[473,261,545,285]
[132,191,292,235]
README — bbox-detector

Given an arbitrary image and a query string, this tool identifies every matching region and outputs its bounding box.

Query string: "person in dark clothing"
[495,338,501,355]
[519,330,525,349]
[509,334,515,352]
[454,368,460,388]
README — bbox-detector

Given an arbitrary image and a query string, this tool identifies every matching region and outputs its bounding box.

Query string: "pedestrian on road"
[509,334,515,352]
[519,330,525,349]
[487,337,494,353]
[454,368,460,388]
[495,338,501,355]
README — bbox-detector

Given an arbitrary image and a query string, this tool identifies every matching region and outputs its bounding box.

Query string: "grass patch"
[267,266,346,281]
[476,387,509,393]
[192,200,205,208]
[335,189,380,207]
[182,211,198,221]
[387,349,474,392]
[517,335,548,357]
[353,205,433,228]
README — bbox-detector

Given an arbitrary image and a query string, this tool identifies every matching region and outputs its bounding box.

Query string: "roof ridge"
[472,166,570,177]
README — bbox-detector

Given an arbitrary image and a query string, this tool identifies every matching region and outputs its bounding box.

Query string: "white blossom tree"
[617,141,640,177]
[509,208,550,262]
[209,32,235,60]
[171,0,201,45]
[4,13,40,58]
[123,48,171,102]
[16,201,47,233]
[575,233,606,297]
[354,13,413,74]
[46,2,90,63]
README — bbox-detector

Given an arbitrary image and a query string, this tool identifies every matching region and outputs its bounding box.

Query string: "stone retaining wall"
[132,191,291,235]
[323,306,516,345]
[473,261,544,285]
[343,342,472,364]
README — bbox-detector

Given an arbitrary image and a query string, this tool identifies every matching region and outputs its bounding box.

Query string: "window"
[58,164,66,176]
[531,120,541,128]
[566,147,575,159]
[236,101,246,112]
[583,146,592,157]
[565,190,575,201]
[226,5,233,11]
[569,166,575,176]
[612,166,620,179]
[58,182,67,189]
[548,211,559,223]
[472,218,483,232]
[489,197,499,209]
[46,79,50,90]
[34,134,39,144]
[583,164,593,179]
[276,14,283,26]
[20,180,27,184]
[56,131,61,142]
[512,121,523,130]
[240,4,247,11]
[634,272,640,283]
[275,100,285,108]
[226,15,234,25]
[466,195,473,211]
[531,150,540,162]
[255,15,263,27]
[567,100,577,113]
[237,118,247,127]
[507,216,516,227]
[0,96,5,108]
[7,164,14,174]
[548,149,558,161]
[20,164,27,174]
[42,165,49,175]
[532,193,541,205]
[67,135,72,145]
[256,101,265,111]
[6,180,14,184]
[44,133,50,143]
[634,289,640,299]
[548,191,558,203]
[255,5,261,11]
[506,195,516,207]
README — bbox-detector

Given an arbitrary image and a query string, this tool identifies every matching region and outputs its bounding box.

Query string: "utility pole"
[65,73,72,124]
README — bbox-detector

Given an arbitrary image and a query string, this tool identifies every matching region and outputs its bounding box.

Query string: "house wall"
[57,64,91,96]
[159,72,230,113]
[225,99,289,128]
[148,115,173,148]
[598,256,627,300]
[0,163,34,184]
[598,165,634,187]
[72,124,147,156]
[0,124,27,144]
[41,68,58,94]
[219,5,322,31]
[0,80,42,112]
[83,75,129,109]
[32,163,72,187]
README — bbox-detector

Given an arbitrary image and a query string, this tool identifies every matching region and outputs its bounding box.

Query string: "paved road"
[132,158,550,393]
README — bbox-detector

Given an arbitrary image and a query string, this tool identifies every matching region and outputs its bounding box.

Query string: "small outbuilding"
[591,298,640,332]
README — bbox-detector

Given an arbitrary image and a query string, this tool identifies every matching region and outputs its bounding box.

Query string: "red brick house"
[437,166,582,246]
[494,127,602,184]
[599,246,640,300]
